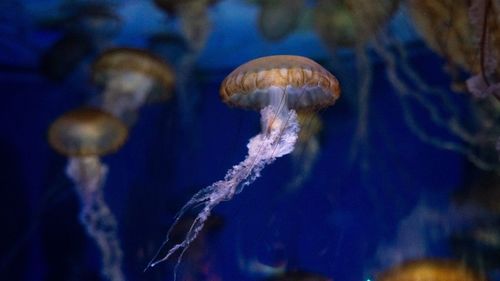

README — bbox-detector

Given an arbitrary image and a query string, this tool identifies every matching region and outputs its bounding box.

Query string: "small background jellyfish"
[251,0,305,42]
[48,107,128,281]
[37,0,122,81]
[146,55,340,277]
[154,0,217,134]
[91,48,175,126]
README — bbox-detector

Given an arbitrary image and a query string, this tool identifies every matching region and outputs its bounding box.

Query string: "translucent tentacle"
[146,106,299,277]
[66,157,125,281]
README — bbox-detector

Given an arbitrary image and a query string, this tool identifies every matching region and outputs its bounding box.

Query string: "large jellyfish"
[48,107,128,281]
[253,0,305,42]
[146,55,340,275]
[91,48,175,125]
[377,259,486,281]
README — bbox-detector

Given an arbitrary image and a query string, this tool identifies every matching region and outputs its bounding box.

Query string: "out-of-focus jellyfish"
[408,0,500,98]
[91,48,175,125]
[314,0,399,51]
[154,0,217,132]
[252,0,305,42]
[286,111,323,192]
[146,55,340,275]
[377,259,486,281]
[154,0,217,52]
[383,0,500,171]
[266,270,332,281]
[48,107,128,281]
[313,0,399,166]
[39,1,122,81]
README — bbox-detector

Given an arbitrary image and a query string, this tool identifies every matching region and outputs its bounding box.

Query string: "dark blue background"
[0,1,484,281]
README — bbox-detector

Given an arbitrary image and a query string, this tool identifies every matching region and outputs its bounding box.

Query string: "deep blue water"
[0,1,497,281]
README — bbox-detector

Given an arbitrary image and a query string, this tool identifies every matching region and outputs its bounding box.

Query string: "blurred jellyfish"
[286,111,323,192]
[154,0,217,131]
[91,48,175,125]
[384,0,500,171]
[48,107,128,281]
[147,32,201,136]
[146,55,340,275]
[313,0,399,166]
[252,0,305,42]
[377,259,486,281]
[39,1,122,81]
[154,0,217,52]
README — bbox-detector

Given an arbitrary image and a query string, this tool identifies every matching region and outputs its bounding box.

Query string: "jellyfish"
[253,0,305,42]
[286,111,323,192]
[146,55,340,275]
[39,1,122,81]
[377,259,486,281]
[154,0,217,52]
[154,0,217,131]
[91,48,175,125]
[48,107,128,281]
[408,0,500,98]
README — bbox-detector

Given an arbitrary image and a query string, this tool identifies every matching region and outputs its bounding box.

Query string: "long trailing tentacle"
[146,105,299,278]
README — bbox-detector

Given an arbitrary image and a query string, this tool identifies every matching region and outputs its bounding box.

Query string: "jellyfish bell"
[48,107,128,281]
[255,0,305,42]
[48,107,128,193]
[377,259,486,281]
[147,55,339,276]
[91,48,175,124]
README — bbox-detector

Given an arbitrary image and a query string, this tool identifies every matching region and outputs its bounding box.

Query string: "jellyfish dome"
[147,55,340,277]
[220,55,339,111]
[92,48,175,124]
[48,107,128,281]
[49,107,128,158]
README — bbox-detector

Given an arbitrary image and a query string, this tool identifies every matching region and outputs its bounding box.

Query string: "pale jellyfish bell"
[48,107,128,281]
[92,48,175,125]
[146,55,340,276]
